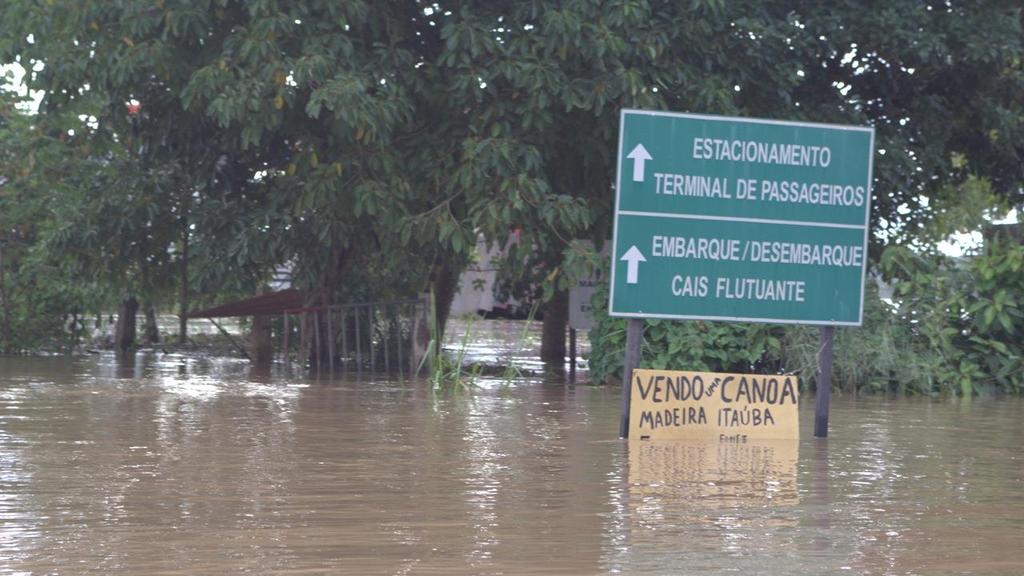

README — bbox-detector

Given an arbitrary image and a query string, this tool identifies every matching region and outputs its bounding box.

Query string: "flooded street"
[0,323,1021,575]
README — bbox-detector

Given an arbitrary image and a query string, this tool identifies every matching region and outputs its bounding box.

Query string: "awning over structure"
[186,289,306,318]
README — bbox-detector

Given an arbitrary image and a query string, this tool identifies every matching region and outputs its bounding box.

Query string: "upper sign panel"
[610,110,875,325]
[617,110,873,227]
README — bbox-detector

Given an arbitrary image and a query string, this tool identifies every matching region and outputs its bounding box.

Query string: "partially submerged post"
[354,306,362,369]
[368,304,376,370]
[568,328,577,383]
[383,304,391,373]
[340,309,348,368]
[282,313,290,364]
[619,318,643,438]
[313,309,322,377]
[409,292,431,376]
[568,239,609,385]
[248,313,273,366]
[113,296,139,354]
[326,308,335,376]
[396,304,403,372]
[814,326,835,438]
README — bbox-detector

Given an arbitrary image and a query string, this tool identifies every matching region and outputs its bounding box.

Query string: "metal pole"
[313,310,322,377]
[299,312,306,366]
[369,304,376,370]
[569,328,577,383]
[282,313,290,364]
[396,304,404,372]
[410,295,429,376]
[619,319,643,438]
[355,306,362,369]
[340,308,348,368]
[326,307,335,377]
[383,305,391,373]
[814,325,835,438]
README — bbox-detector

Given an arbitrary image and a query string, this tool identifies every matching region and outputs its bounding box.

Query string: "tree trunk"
[70,311,80,349]
[410,292,432,375]
[143,304,160,344]
[541,287,569,363]
[248,314,273,367]
[116,349,137,378]
[431,256,462,345]
[114,296,139,353]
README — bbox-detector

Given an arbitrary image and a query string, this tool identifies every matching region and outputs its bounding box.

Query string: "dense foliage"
[879,235,1024,395]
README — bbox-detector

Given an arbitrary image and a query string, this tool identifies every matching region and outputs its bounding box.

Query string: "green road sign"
[610,110,875,326]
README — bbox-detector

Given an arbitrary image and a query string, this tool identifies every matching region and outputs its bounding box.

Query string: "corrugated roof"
[186,289,307,318]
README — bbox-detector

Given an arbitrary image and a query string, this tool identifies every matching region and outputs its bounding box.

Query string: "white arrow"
[626,143,652,182]
[620,245,647,285]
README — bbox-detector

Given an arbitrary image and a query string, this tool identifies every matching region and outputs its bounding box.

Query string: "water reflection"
[628,439,799,507]
[601,440,802,574]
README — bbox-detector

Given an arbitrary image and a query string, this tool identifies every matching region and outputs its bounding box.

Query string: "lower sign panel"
[629,369,799,440]
[611,213,867,325]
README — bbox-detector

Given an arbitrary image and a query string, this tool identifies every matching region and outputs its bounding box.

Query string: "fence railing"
[281,296,430,375]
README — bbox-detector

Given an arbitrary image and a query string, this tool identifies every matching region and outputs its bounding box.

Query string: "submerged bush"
[587,281,785,385]
[776,283,934,394]
[878,237,1024,395]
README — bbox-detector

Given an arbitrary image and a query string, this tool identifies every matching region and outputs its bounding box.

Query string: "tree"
[2,0,1021,371]
[0,89,112,351]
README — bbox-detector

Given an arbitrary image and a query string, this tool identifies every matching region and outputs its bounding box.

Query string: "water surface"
[0,346,1020,575]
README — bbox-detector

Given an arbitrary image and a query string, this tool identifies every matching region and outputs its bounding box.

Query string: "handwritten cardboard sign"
[629,369,799,440]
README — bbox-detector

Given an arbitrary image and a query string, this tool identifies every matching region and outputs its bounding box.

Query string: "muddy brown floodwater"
[0,326,1022,575]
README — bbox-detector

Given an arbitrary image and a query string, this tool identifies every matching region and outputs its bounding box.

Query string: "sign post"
[619,318,644,437]
[568,241,610,384]
[611,109,874,438]
[814,325,835,437]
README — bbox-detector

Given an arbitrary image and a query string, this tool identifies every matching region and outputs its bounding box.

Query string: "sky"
[1,62,44,111]
[939,209,1019,257]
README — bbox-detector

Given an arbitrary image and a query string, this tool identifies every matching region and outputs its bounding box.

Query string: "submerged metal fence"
[281,297,430,375]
